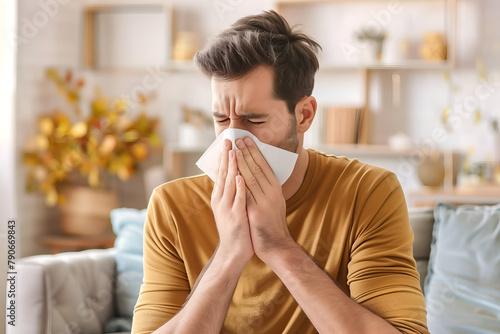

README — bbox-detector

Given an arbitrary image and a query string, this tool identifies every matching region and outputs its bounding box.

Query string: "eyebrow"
[212,111,268,119]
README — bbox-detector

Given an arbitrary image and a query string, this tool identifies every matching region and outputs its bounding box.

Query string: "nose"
[227,118,246,131]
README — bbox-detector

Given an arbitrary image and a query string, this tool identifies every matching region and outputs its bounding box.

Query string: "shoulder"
[309,149,397,190]
[152,174,213,201]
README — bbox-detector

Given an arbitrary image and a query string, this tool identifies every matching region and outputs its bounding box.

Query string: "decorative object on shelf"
[177,106,214,148]
[323,107,363,145]
[469,162,495,184]
[461,146,497,186]
[417,150,445,188]
[382,37,411,63]
[388,132,412,151]
[22,69,162,209]
[355,28,386,62]
[173,31,200,62]
[420,32,447,61]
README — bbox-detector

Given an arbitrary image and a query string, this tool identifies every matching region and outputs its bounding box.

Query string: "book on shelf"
[323,107,363,145]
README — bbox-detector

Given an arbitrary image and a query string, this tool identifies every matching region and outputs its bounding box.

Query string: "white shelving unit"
[275,0,457,146]
[78,1,459,184]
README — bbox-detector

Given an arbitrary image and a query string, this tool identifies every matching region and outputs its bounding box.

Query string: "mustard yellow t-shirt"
[133,149,429,334]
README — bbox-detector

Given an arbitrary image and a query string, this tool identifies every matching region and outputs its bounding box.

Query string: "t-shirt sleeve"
[348,172,429,334]
[132,188,191,334]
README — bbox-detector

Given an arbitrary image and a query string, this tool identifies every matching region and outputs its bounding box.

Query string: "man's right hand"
[151,139,253,334]
[211,139,254,263]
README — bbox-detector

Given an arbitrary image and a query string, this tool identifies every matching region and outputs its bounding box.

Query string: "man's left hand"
[234,137,295,262]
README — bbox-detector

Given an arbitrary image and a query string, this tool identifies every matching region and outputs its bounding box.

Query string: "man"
[133,10,429,334]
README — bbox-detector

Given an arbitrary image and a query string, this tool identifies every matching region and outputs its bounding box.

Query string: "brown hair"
[194,10,321,114]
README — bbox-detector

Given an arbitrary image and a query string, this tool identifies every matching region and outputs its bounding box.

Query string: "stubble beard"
[276,114,299,154]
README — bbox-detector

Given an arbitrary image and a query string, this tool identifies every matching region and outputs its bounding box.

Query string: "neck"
[282,147,310,201]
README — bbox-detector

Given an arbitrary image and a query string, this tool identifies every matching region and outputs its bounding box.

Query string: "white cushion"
[110,208,146,318]
[425,203,500,334]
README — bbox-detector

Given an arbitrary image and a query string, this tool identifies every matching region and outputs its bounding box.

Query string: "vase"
[417,151,445,188]
[59,185,118,236]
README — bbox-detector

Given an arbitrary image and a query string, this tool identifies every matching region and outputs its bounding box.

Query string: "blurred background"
[1,2,500,321]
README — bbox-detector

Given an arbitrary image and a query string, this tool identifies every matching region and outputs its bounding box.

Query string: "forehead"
[211,66,275,105]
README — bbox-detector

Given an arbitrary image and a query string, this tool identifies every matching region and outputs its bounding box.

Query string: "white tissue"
[196,128,298,185]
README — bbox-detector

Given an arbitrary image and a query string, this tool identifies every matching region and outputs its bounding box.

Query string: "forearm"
[153,250,245,334]
[266,242,400,334]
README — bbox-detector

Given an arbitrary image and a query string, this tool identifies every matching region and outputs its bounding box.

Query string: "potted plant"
[355,28,387,62]
[22,69,162,235]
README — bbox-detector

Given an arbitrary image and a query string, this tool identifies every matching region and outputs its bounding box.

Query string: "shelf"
[319,60,452,71]
[81,59,451,75]
[409,185,500,206]
[276,0,451,7]
[83,3,174,70]
[314,144,415,157]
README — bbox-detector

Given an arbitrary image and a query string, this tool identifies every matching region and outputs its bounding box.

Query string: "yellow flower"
[39,117,54,135]
[22,68,162,206]
[70,122,88,138]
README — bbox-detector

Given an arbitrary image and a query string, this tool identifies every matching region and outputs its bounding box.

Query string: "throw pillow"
[425,203,500,334]
[110,208,147,318]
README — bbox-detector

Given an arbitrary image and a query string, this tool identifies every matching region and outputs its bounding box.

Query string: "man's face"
[211,66,299,153]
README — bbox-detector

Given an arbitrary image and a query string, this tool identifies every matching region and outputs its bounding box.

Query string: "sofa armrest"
[8,248,116,334]
[408,207,435,291]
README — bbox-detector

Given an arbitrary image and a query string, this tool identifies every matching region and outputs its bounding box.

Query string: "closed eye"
[215,118,229,124]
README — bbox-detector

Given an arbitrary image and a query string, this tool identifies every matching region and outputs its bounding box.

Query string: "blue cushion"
[425,203,500,333]
[110,208,147,318]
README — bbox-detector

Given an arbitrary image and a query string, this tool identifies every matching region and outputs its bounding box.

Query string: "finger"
[235,148,264,199]
[213,139,231,199]
[241,137,278,186]
[223,150,238,202]
[233,175,247,212]
[235,138,274,191]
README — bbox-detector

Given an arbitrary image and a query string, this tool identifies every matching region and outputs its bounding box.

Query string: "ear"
[294,96,317,134]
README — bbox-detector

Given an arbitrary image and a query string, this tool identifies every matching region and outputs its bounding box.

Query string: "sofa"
[7,208,147,334]
[8,204,500,333]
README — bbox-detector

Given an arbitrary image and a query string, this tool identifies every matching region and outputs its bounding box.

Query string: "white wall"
[16,0,81,257]
[13,0,500,256]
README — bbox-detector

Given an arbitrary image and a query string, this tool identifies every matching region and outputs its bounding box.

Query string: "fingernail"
[224,140,230,149]
[235,138,244,148]
[229,150,234,160]
[244,137,252,145]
